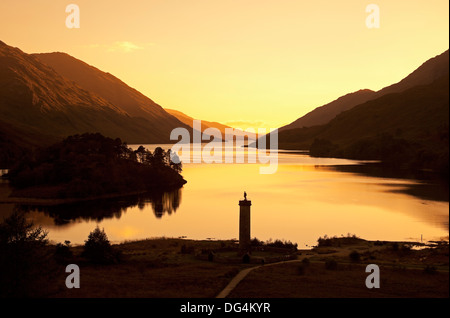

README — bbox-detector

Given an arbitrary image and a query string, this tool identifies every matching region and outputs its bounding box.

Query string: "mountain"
[251,50,450,173]
[165,108,256,141]
[32,52,189,137]
[272,51,449,173]
[0,41,193,167]
[278,75,448,148]
[279,89,376,131]
[377,50,449,96]
[279,50,449,131]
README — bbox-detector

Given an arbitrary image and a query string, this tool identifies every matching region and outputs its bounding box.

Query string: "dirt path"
[216,259,303,298]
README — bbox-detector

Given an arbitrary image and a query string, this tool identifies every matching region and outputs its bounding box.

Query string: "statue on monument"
[244,191,247,201]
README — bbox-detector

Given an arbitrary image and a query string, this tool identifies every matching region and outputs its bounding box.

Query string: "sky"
[0,0,448,129]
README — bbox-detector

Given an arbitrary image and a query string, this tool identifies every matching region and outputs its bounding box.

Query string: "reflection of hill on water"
[330,163,449,203]
[18,188,183,225]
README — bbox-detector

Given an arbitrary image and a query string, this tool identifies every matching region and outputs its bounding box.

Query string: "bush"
[298,258,310,275]
[301,258,310,267]
[242,253,251,264]
[0,210,55,297]
[325,259,338,270]
[250,237,263,247]
[83,227,120,264]
[423,265,437,275]
[54,240,73,262]
[297,264,307,275]
[349,250,361,262]
[180,244,195,254]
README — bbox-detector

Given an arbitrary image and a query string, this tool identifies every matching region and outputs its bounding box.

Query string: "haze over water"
[0,144,448,248]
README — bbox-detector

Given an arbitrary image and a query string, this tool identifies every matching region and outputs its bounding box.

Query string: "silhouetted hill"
[33,52,190,137]
[377,50,449,96]
[276,74,449,174]
[253,50,450,174]
[0,41,193,167]
[279,50,449,131]
[165,108,256,141]
[280,89,376,131]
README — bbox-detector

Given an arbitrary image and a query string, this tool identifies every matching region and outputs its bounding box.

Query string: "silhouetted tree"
[0,210,54,297]
[82,226,120,264]
[7,133,186,198]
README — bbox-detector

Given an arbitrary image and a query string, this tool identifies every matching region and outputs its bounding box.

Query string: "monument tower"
[239,191,251,253]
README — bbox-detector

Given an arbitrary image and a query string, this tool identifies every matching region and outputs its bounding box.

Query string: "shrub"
[54,240,73,262]
[298,259,310,275]
[83,227,119,264]
[325,259,338,270]
[180,244,195,254]
[349,250,361,262]
[0,210,54,297]
[242,253,250,264]
[297,264,307,275]
[423,265,437,275]
[251,237,263,247]
[301,258,310,267]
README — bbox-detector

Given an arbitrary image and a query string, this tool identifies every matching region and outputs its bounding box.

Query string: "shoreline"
[0,186,184,206]
[0,190,150,206]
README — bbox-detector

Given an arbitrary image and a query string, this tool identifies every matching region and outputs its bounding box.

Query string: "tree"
[83,226,119,264]
[151,147,166,166]
[135,145,147,163]
[0,210,53,297]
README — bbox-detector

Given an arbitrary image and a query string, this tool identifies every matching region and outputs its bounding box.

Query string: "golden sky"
[0,0,448,129]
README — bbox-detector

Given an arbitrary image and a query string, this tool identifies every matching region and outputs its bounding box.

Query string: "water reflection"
[330,163,449,202]
[17,188,183,226]
[1,146,448,246]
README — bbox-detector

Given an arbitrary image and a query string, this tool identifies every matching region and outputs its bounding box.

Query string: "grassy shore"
[39,236,449,298]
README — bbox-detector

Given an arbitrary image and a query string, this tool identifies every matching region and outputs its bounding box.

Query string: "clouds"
[107,41,144,53]
[85,41,154,53]
[224,120,273,130]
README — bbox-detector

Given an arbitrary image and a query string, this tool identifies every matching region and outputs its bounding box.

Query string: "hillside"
[33,52,189,139]
[279,50,449,131]
[165,108,256,141]
[0,41,193,167]
[276,74,449,173]
[279,89,376,131]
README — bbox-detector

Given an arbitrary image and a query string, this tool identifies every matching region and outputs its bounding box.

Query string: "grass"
[226,261,449,298]
[48,238,251,298]
[21,236,449,298]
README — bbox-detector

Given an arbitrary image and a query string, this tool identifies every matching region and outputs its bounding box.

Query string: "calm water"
[0,144,448,248]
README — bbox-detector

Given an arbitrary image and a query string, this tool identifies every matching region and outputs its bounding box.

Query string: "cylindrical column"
[239,199,252,252]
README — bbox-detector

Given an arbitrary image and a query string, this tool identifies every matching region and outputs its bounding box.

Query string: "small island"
[4,133,186,203]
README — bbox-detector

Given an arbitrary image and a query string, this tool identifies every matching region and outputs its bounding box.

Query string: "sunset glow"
[1,0,448,129]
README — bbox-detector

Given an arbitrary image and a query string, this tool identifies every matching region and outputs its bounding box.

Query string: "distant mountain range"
[1,39,448,174]
[0,40,193,166]
[279,50,449,131]
[165,108,256,141]
[265,50,449,174]
[32,52,189,138]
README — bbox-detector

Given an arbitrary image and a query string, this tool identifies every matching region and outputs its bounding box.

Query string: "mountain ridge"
[0,41,194,157]
[279,50,449,131]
